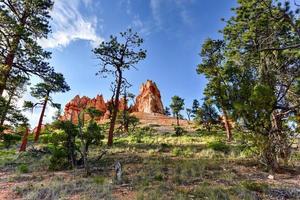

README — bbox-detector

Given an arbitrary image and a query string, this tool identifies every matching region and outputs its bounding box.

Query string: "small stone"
[268,174,274,180]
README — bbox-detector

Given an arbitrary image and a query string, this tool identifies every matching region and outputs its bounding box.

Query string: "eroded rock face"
[132,80,164,114]
[61,80,165,124]
[61,95,107,123]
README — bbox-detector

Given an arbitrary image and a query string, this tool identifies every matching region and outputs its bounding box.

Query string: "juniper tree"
[93,29,146,146]
[0,0,54,96]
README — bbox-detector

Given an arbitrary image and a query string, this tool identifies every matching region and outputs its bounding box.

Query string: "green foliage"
[242,181,269,193]
[93,29,146,72]
[207,141,230,154]
[194,101,219,132]
[17,164,29,173]
[164,106,171,116]
[116,111,140,132]
[0,0,54,94]
[197,0,300,169]
[191,99,200,117]
[170,96,185,125]
[170,96,185,115]
[93,29,147,145]
[48,148,70,171]
[93,176,107,185]
[173,126,186,136]
[1,133,21,148]
[83,120,105,150]
[0,76,29,126]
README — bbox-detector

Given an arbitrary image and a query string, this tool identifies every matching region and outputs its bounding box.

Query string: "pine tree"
[170,96,185,126]
[93,29,146,146]
[0,0,54,96]
[197,39,233,141]
[25,72,70,142]
[213,0,300,169]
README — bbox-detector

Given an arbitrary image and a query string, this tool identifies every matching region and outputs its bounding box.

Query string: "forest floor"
[0,128,300,200]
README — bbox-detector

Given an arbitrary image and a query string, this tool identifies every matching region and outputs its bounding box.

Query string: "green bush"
[172,147,182,156]
[207,141,230,153]
[17,164,29,173]
[48,148,70,171]
[241,181,268,193]
[174,126,186,136]
[2,134,21,148]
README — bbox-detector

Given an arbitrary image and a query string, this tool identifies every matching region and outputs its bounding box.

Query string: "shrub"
[2,134,21,148]
[207,141,230,153]
[174,126,186,136]
[172,147,182,156]
[48,148,70,171]
[241,181,268,193]
[17,164,29,173]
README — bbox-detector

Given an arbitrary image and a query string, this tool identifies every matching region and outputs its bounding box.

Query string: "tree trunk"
[19,127,29,152]
[107,70,122,146]
[263,140,279,171]
[176,114,180,126]
[34,95,49,142]
[123,93,129,133]
[222,109,232,142]
[0,11,27,96]
[78,111,90,175]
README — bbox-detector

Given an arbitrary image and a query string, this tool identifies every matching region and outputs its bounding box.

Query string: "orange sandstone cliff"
[61,80,165,123]
[131,80,164,114]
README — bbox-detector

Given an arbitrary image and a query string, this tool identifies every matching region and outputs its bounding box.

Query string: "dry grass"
[0,129,299,199]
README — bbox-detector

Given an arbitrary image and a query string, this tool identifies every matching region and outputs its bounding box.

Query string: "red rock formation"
[132,80,164,114]
[61,80,165,124]
[61,95,108,123]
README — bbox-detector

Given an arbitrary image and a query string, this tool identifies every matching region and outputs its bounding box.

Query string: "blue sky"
[26,0,237,127]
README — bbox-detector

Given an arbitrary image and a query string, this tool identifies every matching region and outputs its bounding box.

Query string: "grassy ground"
[0,128,299,200]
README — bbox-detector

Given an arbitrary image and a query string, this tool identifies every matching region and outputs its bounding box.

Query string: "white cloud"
[39,0,103,49]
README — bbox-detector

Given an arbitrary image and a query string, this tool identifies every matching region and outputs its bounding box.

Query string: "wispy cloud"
[149,0,194,29]
[39,0,103,49]
[150,0,163,28]
[131,15,152,36]
[119,0,132,15]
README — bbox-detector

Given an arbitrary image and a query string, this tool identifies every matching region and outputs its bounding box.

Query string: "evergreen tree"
[170,96,185,126]
[186,108,192,121]
[93,29,146,146]
[0,0,54,96]
[197,39,233,141]
[192,99,200,116]
[25,72,70,142]
[164,106,171,116]
[194,101,219,132]
[209,0,300,169]
[0,75,29,127]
